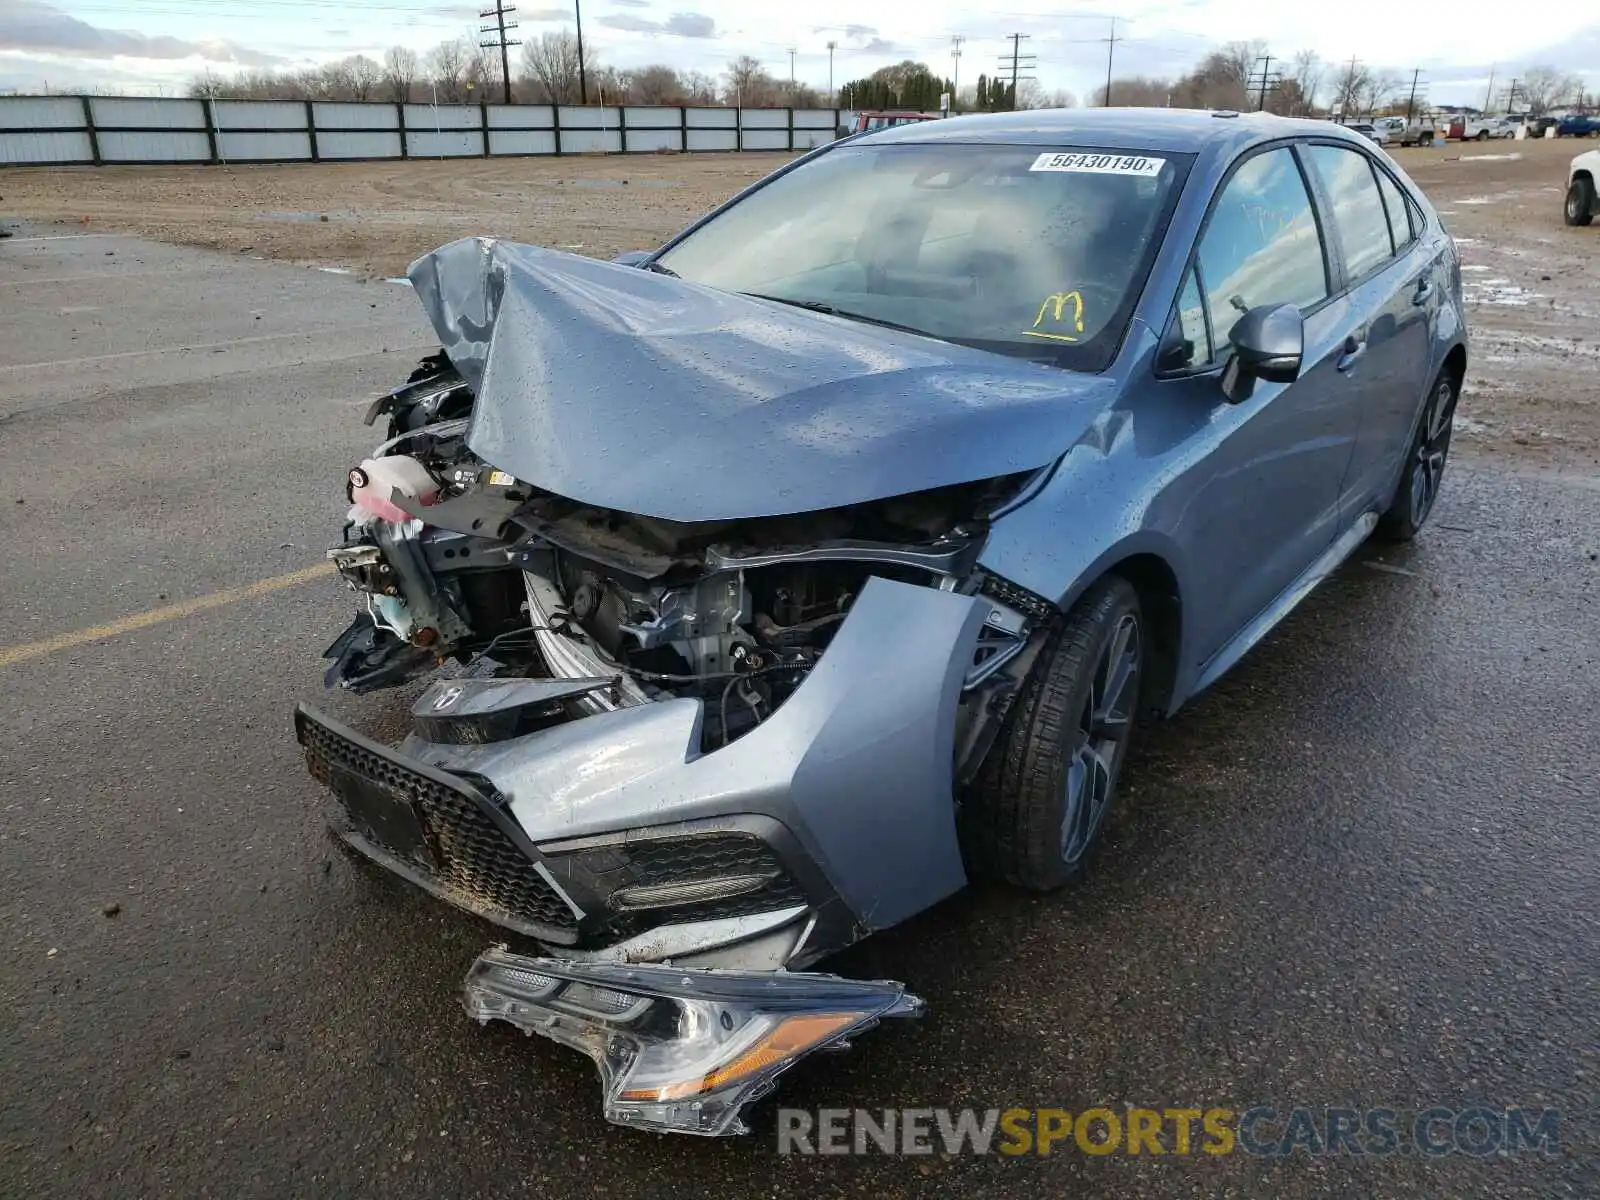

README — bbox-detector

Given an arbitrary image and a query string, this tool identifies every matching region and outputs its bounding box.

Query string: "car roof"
[858,106,1369,154]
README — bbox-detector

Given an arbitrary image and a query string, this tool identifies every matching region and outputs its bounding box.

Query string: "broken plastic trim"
[462,948,923,1136]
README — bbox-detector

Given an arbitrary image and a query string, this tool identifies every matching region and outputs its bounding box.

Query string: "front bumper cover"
[463,947,923,1136]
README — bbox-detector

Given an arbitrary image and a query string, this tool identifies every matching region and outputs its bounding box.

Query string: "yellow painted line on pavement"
[0,562,336,669]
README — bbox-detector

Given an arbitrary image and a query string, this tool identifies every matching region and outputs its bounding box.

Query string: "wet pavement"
[1,233,1596,1198]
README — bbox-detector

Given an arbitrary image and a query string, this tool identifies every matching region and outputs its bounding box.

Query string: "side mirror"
[1226,303,1304,385]
[611,250,653,267]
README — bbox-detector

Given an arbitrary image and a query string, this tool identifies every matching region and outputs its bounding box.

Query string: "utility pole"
[1405,68,1424,122]
[479,1,520,105]
[575,0,588,104]
[997,33,1034,111]
[1102,18,1119,106]
[788,47,797,100]
[1247,54,1281,112]
[951,35,964,108]
[826,40,837,102]
[1481,64,1495,115]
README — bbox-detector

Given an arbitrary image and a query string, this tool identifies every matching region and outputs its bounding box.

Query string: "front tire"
[1566,177,1596,226]
[1476,129,1491,141]
[962,576,1144,891]
[1378,371,1457,541]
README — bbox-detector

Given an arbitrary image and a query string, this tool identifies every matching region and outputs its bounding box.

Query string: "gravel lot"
[2,145,1598,1199]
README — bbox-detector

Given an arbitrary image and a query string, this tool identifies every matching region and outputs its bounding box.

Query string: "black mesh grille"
[298,713,577,935]
[620,832,807,921]
[625,832,785,884]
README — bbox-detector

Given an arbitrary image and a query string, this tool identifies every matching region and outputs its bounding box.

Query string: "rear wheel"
[1566,177,1596,227]
[962,576,1144,891]
[1476,129,1491,141]
[1379,371,1457,541]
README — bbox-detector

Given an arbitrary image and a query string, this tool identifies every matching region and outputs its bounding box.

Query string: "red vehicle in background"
[850,110,941,133]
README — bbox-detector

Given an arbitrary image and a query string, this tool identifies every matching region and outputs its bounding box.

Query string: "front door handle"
[1412,276,1434,306]
[1336,335,1368,372]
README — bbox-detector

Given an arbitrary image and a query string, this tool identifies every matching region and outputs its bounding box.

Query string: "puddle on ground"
[385,277,414,287]
[1464,278,1543,306]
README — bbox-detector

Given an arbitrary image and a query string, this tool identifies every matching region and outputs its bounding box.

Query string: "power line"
[478,1,519,105]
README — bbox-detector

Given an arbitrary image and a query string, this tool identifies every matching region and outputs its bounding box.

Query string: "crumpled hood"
[407,237,1117,522]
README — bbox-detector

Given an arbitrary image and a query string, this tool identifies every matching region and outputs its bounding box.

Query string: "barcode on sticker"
[1029,152,1166,176]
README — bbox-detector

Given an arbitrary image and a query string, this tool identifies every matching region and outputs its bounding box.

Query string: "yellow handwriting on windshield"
[1023,291,1085,343]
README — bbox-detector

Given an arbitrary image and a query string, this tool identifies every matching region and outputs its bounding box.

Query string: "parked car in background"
[298,109,1467,1136]
[1568,148,1599,225]
[1450,116,1517,140]
[1346,121,1387,145]
[851,110,940,133]
[1558,114,1600,137]
[1374,115,1437,146]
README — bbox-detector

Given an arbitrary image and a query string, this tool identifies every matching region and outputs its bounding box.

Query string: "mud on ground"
[3,140,1597,471]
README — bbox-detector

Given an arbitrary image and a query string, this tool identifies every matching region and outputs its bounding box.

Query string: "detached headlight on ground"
[462,948,924,1136]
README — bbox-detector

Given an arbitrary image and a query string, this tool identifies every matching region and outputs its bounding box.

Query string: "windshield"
[654,142,1190,370]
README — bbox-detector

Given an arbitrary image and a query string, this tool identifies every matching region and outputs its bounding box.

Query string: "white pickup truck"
[1567,148,1599,226]
[1373,115,1437,146]
[1453,116,1517,141]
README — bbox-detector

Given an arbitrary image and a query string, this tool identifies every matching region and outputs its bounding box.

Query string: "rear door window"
[1305,144,1396,280]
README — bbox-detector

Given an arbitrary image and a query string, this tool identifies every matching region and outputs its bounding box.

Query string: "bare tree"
[383,46,419,103]
[631,64,685,105]
[681,70,719,105]
[1521,65,1581,116]
[1219,40,1266,87]
[429,37,471,103]
[1331,58,1371,117]
[724,55,780,106]
[1360,69,1400,117]
[519,29,586,104]
[1101,75,1171,108]
[1014,79,1051,109]
[341,55,381,103]
[188,71,227,99]
[1291,50,1323,115]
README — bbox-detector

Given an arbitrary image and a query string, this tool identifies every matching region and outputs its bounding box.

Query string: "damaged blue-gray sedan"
[296,108,1468,1135]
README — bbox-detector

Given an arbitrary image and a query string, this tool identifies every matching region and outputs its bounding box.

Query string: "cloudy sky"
[1,0,1594,106]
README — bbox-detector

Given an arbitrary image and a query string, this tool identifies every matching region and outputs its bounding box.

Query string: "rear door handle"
[1412,276,1434,305]
[1336,334,1368,372]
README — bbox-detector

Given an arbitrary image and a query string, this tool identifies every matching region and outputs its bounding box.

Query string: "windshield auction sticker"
[1029,152,1165,176]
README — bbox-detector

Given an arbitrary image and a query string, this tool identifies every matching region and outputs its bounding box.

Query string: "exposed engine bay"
[324,353,1042,763]
[293,237,1080,1137]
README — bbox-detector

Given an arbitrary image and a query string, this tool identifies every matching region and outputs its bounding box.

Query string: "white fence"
[0,95,845,167]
